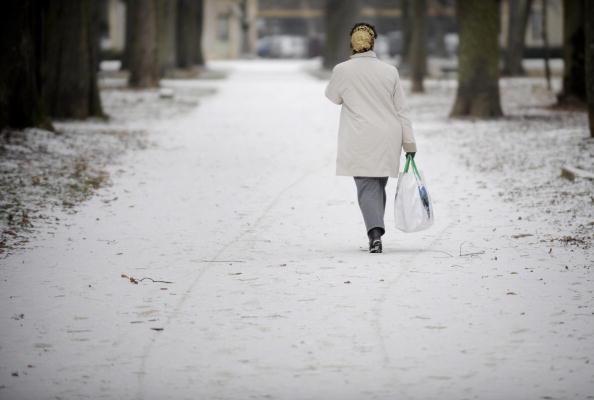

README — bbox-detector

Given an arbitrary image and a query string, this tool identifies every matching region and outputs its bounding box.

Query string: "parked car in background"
[444,33,459,58]
[257,35,308,58]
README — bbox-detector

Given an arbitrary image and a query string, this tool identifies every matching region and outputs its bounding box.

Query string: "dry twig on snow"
[120,274,173,284]
[459,241,486,257]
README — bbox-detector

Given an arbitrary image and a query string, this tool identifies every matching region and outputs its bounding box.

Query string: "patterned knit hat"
[350,25,375,53]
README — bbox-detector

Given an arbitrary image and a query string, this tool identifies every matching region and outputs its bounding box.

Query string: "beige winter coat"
[325,50,416,178]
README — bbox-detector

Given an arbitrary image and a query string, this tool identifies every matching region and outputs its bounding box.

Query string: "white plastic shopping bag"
[394,155,434,232]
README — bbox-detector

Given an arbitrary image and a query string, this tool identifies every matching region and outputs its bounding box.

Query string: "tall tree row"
[125,0,205,87]
[0,0,103,131]
[323,0,361,70]
[450,0,503,118]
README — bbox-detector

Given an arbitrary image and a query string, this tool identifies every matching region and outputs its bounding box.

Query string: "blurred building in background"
[102,0,126,55]
[203,0,258,60]
[97,0,563,62]
[256,0,325,58]
[256,0,457,59]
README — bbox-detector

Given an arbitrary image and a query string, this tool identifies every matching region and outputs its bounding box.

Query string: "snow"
[0,85,216,255]
[0,59,593,399]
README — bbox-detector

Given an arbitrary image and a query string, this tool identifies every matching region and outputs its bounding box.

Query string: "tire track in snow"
[369,165,462,394]
[135,161,330,400]
[372,215,458,369]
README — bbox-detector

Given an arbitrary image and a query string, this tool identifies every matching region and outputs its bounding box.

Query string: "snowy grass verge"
[0,85,216,257]
[408,77,593,249]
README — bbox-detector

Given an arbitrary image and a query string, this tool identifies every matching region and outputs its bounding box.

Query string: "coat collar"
[350,50,377,59]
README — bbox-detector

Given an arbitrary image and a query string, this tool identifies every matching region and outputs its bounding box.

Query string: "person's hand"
[406,152,416,159]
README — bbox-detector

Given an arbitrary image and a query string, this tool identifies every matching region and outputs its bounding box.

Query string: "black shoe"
[367,227,384,253]
[369,238,382,253]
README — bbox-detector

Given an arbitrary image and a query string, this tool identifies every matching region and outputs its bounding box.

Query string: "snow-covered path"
[1,61,592,400]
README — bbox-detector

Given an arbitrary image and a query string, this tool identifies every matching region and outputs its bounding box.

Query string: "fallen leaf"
[121,274,129,279]
[511,234,533,239]
[558,236,587,245]
[129,277,138,284]
[280,264,287,267]
[506,291,517,295]
[510,272,518,274]
[150,327,164,331]
[344,280,351,284]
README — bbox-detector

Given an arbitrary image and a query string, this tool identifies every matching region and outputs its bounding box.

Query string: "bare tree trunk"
[44,0,104,119]
[156,0,177,75]
[586,0,594,136]
[239,0,251,57]
[450,0,503,118]
[123,0,133,70]
[558,0,586,104]
[542,0,552,90]
[410,0,426,92]
[194,0,205,66]
[176,0,192,68]
[177,0,204,68]
[88,0,103,116]
[401,0,411,65]
[432,0,449,58]
[128,0,159,88]
[502,0,533,76]
[0,1,51,131]
[323,0,360,70]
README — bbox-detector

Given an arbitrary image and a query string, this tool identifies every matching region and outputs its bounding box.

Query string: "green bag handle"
[403,154,411,173]
[403,153,421,180]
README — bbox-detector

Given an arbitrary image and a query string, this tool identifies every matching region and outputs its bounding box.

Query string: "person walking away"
[325,22,417,253]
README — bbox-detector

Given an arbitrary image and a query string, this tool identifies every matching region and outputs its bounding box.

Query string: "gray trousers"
[354,176,388,235]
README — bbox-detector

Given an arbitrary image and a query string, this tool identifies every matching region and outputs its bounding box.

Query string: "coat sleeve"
[325,66,343,105]
[392,67,417,153]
